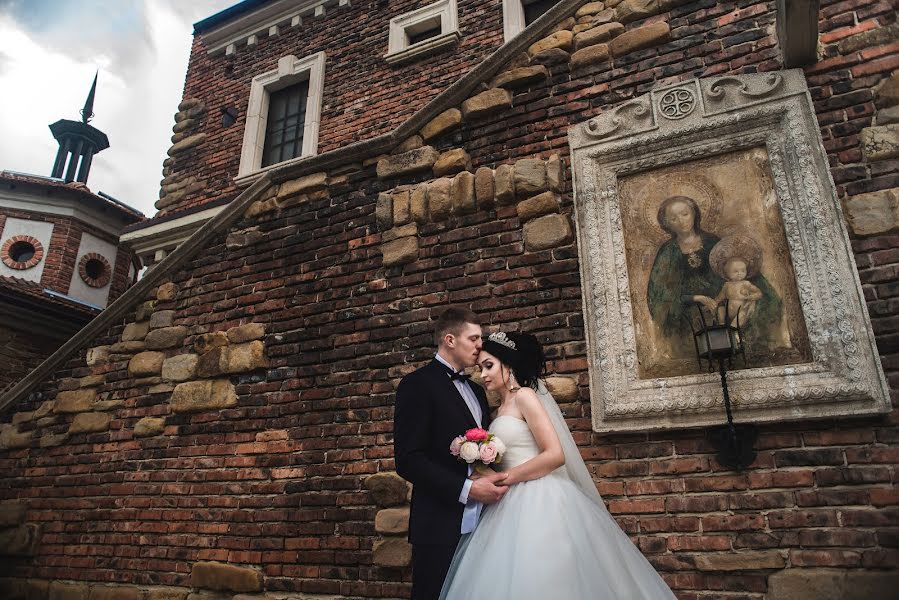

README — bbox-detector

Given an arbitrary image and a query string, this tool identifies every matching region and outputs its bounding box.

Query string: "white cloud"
[0,0,234,217]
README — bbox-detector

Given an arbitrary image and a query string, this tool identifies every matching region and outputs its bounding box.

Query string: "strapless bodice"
[489,415,539,470]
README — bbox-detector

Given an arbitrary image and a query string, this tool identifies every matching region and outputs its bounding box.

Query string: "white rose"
[491,436,506,456]
[459,441,480,463]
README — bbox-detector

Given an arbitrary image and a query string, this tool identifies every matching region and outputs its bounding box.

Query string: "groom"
[394,307,508,600]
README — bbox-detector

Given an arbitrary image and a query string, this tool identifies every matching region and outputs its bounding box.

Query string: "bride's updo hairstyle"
[481,331,546,389]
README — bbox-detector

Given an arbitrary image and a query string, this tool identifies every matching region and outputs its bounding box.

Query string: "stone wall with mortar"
[1,1,898,600]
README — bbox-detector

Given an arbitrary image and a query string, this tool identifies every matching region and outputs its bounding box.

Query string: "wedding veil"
[535,381,607,511]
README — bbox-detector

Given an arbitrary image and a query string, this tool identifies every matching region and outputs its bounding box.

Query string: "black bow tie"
[441,364,470,382]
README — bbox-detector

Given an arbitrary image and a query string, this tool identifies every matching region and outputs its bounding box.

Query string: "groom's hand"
[468,472,508,504]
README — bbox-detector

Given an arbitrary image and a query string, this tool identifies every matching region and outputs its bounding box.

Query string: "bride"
[439,331,677,599]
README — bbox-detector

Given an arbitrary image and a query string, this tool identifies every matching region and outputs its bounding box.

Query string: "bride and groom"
[394,307,676,599]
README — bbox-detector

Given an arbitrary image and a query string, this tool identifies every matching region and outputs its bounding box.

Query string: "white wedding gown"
[439,413,677,599]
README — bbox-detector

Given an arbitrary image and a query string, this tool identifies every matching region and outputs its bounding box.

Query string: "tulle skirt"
[439,473,676,600]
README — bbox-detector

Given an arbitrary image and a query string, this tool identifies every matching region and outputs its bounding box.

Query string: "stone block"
[527,30,574,57]
[162,354,199,382]
[88,586,143,600]
[91,400,123,412]
[523,213,573,251]
[110,341,145,354]
[427,178,453,220]
[190,561,263,593]
[86,346,110,366]
[576,1,606,18]
[364,472,410,506]
[121,322,149,342]
[373,538,412,567]
[376,193,393,230]
[149,310,176,329]
[393,190,411,226]
[842,188,899,236]
[610,21,670,56]
[461,88,512,120]
[58,378,80,391]
[243,198,278,218]
[531,48,570,66]
[839,22,899,56]
[376,146,439,179]
[381,237,419,267]
[39,433,67,448]
[226,228,264,250]
[149,384,175,395]
[878,105,899,126]
[167,133,207,156]
[451,171,476,215]
[145,326,190,350]
[277,172,328,199]
[193,332,228,354]
[146,588,189,600]
[170,380,238,414]
[55,389,97,413]
[128,352,166,377]
[12,411,34,425]
[590,8,617,25]
[375,507,410,534]
[767,568,899,600]
[494,164,516,205]
[546,155,563,191]
[517,192,559,222]
[575,22,623,49]
[615,0,659,23]
[382,223,417,242]
[861,124,899,161]
[393,134,423,153]
[196,347,228,378]
[410,184,428,223]
[433,148,471,177]
[227,323,265,344]
[491,65,549,90]
[475,167,495,209]
[33,401,55,419]
[226,341,269,373]
[545,376,578,401]
[695,551,785,571]
[554,17,576,32]
[0,502,26,527]
[134,417,167,438]
[420,108,462,141]
[0,524,40,557]
[79,375,104,388]
[513,158,547,198]
[49,582,91,600]
[135,301,156,321]
[69,412,112,435]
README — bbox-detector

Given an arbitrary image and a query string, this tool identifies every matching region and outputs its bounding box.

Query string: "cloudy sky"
[0,0,235,217]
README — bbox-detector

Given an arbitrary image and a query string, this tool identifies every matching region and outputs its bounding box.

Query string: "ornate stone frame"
[568,70,890,432]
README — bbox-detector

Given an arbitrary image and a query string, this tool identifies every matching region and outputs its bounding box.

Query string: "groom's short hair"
[435,307,480,346]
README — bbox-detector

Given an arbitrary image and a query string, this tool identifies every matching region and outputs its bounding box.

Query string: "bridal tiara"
[488,331,517,350]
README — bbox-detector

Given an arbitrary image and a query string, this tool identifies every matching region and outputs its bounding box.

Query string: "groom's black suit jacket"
[394,359,492,546]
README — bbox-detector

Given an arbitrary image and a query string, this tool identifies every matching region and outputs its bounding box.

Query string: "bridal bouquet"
[450,428,506,473]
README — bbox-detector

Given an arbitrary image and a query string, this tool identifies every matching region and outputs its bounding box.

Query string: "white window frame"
[384,0,460,65]
[237,52,326,183]
[503,0,557,42]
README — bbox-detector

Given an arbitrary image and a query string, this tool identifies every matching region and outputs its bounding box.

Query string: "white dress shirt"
[435,353,483,534]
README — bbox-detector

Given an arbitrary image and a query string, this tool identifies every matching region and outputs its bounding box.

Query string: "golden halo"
[632,173,722,244]
[709,233,763,279]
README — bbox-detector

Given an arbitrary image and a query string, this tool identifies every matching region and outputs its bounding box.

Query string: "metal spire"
[80,71,97,124]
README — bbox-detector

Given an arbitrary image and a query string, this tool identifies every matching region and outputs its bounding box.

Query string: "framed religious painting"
[568,70,889,432]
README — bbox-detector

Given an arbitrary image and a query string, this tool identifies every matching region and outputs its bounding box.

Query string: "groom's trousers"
[412,543,457,600]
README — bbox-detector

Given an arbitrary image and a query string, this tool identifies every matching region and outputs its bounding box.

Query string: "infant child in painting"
[714,257,762,326]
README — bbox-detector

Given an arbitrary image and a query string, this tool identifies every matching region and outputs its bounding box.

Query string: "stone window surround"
[1,235,44,270]
[236,52,327,185]
[384,0,460,65]
[78,252,112,289]
[503,0,553,42]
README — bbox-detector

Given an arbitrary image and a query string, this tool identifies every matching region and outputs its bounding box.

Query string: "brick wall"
[159,0,506,216]
[1,1,897,599]
[0,326,59,392]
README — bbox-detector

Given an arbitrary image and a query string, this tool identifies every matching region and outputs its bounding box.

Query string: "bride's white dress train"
[439,413,677,599]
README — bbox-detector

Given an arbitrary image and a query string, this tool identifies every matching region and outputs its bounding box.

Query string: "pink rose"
[479,442,499,464]
[465,428,489,442]
[449,436,464,456]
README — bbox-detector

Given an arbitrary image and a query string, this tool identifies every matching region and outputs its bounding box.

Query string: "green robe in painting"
[647,231,782,352]
[647,232,724,342]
